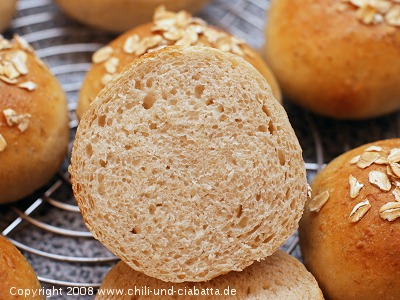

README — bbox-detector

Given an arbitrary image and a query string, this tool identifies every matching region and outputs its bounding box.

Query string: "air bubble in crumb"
[195,85,205,98]
[278,149,286,166]
[267,120,275,135]
[262,105,270,116]
[85,144,93,158]
[146,78,154,88]
[236,205,243,218]
[99,159,107,167]
[206,98,214,106]
[142,93,157,109]
[258,125,267,132]
[98,115,106,127]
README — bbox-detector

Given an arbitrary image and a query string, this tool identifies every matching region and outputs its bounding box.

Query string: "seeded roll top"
[0,35,69,203]
[339,0,400,26]
[300,139,400,300]
[70,46,306,282]
[76,6,281,119]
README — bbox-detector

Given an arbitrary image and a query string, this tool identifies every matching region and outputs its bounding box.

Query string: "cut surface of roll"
[70,46,306,282]
[96,250,323,299]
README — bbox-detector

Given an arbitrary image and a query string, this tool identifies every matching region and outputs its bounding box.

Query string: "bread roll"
[76,6,281,119]
[0,0,16,32]
[0,236,44,300]
[55,0,210,33]
[0,35,70,204]
[96,250,323,299]
[299,139,400,299]
[265,0,400,119]
[70,46,307,282]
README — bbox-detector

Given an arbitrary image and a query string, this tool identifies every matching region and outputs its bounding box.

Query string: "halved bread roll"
[96,250,323,299]
[70,46,307,282]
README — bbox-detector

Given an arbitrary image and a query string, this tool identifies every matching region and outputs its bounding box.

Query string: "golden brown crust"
[299,139,400,300]
[0,236,44,300]
[96,251,323,300]
[265,0,400,119]
[77,9,281,119]
[0,36,70,203]
[0,0,16,32]
[55,0,210,33]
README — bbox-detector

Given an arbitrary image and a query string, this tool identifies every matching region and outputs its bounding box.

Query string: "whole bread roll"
[0,0,16,32]
[55,0,210,33]
[96,250,324,300]
[70,46,307,282]
[299,139,400,299]
[76,6,281,119]
[0,35,70,204]
[265,0,400,119]
[0,236,44,300]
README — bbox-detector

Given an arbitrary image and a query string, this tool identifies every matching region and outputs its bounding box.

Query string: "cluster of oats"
[0,35,36,152]
[340,0,400,26]
[349,145,400,222]
[3,108,31,132]
[0,108,32,152]
[92,6,253,86]
[0,35,37,90]
[309,145,400,223]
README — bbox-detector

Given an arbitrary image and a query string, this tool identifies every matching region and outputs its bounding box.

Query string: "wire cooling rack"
[1,0,400,298]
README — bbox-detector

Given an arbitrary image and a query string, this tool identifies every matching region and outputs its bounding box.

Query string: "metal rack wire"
[1,0,399,297]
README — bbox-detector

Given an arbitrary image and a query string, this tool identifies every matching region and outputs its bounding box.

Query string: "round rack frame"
[1,0,400,298]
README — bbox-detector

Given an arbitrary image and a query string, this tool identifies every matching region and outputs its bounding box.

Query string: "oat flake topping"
[357,151,379,168]
[379,201,400,221]
[0,35,37,91]
[92,6,254,86]
[349,145,400,223]
[342,0,400,26]
[309,190,330,213]
[349,199,372,223]
[369,170,392,191]
[349,174,364,198]
[3,108,31,133]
